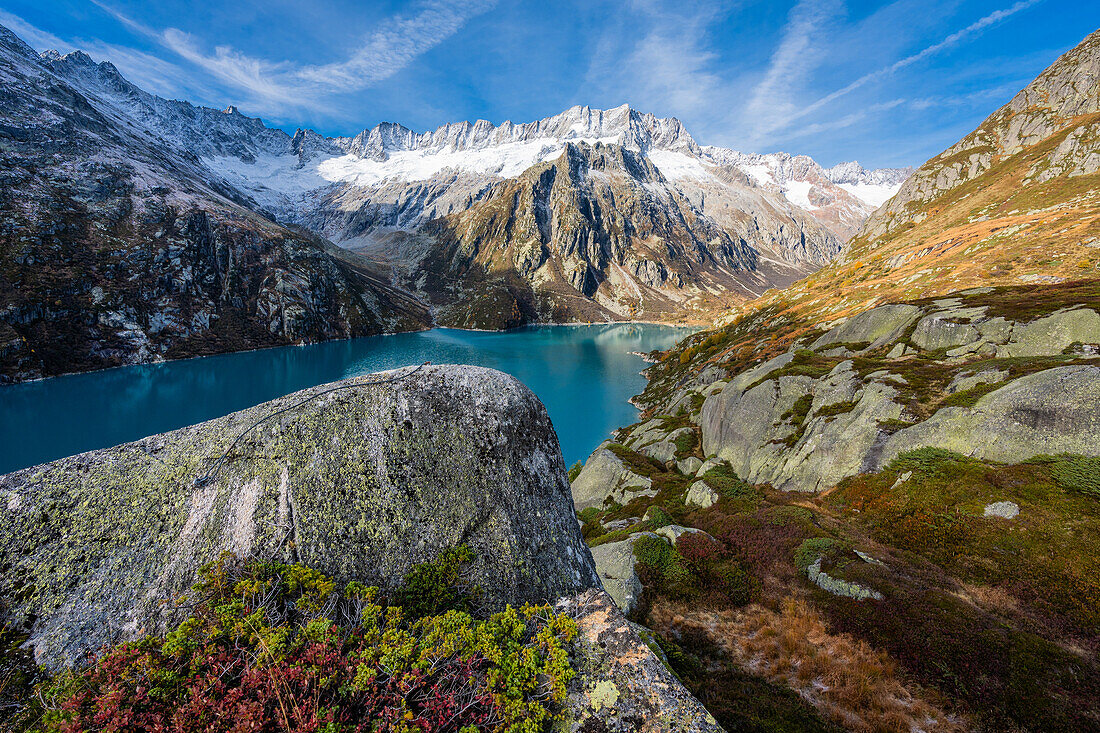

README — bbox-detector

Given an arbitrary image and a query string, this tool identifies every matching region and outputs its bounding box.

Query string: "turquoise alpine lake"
[0,324,693,475]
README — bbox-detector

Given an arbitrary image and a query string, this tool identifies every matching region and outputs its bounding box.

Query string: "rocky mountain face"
[863,28,1100,240]
[0,365,722,731]
[743,27,1100,331]
[39,41,910,329]
[0,26,430,383]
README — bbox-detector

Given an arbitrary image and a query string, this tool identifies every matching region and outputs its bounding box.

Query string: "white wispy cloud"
[582,1,730,123]
[298,0,495,88]
[744,0,844,142]
[0,8,71,52]
[781,98,906,140]
[780,0,1044,129]
[0,8,225,105]
[90,0,496,113]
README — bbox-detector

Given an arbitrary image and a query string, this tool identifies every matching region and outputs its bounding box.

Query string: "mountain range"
[0,21,910,380]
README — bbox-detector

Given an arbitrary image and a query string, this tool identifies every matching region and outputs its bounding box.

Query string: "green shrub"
[29,551,578,733]
[793,537,844,572]
[1049,454,1100,498]
[815,399,858,419]
[701,466,760,502]
[644,506,674,528]
[888,447,972,476]
[674,430,699,459]
[567,461,584,482]
[634,534,676,574]
[766,505,815,528]
[395,545,479,617]
[782,393,814,424]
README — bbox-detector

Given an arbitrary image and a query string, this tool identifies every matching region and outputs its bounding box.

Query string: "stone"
[877,365,1100,468]
[725,351,795,393]
[624,419,666,448]
[701,380,727,397]
[676,456,703,475]
[997,308,1100,358]
[807,558,884,601]
[572,447,656,512]
[696,457,725,476]
[588,532,658,615]
[0,365,600,669]
[654,524,706,545]
[910,313,980,351]
[701,372,905,492]
[557,589,724,732]
[811,304,923,350]
[686,481,719,509]
[984,501,1021,519]
[947,368,1008,394]
[638,427,693,463]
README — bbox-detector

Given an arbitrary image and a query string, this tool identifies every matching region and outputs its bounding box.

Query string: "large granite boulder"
[0,365,601,668]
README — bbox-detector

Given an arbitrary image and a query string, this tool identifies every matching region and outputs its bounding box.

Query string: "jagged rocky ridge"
[37,40,910,329]
[741,27,1100,329]
[0,25,430,383]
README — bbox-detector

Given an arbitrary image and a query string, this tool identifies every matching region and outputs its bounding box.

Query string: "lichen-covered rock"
[686,481,719,508]
[984,501,1021,519]
[654,525,706,545]
[676,456,703,475]
[557,589,724,733]
[588,533,655,615]
[877,365,1100,466]
[910,313,981,351]
[700,371,905,492]
[811,304,923,350]
[638,428,693,463]
[947,368,1008,394]
[997,308,1100,357]
[0,365,600,668]
[572,446,655,511]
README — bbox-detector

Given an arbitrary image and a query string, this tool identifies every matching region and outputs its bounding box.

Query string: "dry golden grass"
[651,598,967,733]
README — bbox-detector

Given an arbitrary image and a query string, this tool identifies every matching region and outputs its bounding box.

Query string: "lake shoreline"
[2,321,702,387]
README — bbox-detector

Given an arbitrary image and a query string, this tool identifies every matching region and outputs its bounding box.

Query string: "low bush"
[1048,454,1100,498]
[793,537,845,572]
[888,447,973,476]
[25,550,578,733]
[567,461,583,482]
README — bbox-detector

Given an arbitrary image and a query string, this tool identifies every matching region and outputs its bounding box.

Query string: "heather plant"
[25,549,577,733]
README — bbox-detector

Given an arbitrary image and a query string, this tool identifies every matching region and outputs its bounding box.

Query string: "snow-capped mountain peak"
[38,45,911,242]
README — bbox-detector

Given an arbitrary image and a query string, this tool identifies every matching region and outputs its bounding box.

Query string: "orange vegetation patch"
[650,598,966,733]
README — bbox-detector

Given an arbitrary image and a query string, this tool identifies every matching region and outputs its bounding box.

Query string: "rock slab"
[0,365,600,668]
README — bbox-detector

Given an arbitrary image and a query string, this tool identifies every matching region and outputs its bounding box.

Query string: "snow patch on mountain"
[39,45,913,242]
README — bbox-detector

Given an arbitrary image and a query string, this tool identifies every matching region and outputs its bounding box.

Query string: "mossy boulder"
[810,304,922,350]
[0,365,600,669]
[997,307,1100,357]
[555,589,724,732]
[877,365,1100,466]
[571,444,656,511]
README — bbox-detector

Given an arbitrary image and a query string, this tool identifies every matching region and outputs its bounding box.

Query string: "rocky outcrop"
[680,294,1100,491]
[862,28,1100,240]
[571,443,655,511]
[558,589,723,732]
[0,365,600,668]
[588,534,654,615]
[876,365,1100,467]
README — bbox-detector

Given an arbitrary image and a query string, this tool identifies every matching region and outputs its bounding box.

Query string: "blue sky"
[2,0,1095,168]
